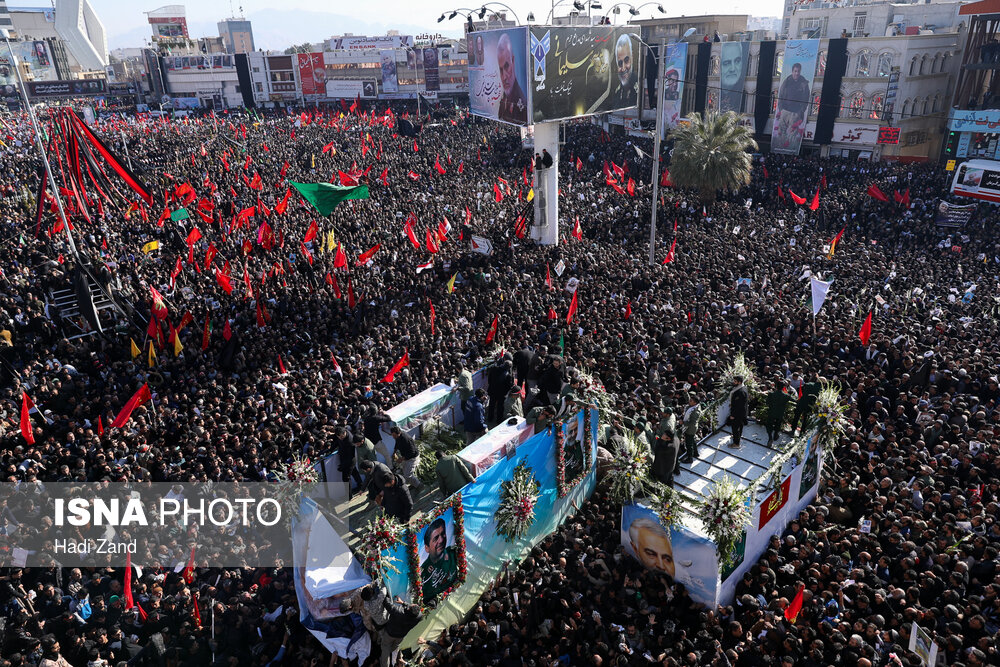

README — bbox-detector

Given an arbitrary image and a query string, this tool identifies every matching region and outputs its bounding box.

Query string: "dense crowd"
[0,97,996,667]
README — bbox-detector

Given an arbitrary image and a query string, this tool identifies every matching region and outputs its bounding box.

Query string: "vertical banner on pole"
[661,42,688,135]
[771,39,819,155]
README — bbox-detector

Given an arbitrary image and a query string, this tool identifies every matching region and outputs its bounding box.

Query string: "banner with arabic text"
[468,27,530,126]
[771,39,818,155]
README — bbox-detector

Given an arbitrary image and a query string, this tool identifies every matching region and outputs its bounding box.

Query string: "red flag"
[608,180,626,195]
[429,299,436,336]
[20,392,35,444]
[820,173,827,190]
[784,584,805,623]
[485,315,499,344]
[789,190,806,205]
[150,287,168,321]
[660,169,672,187]
[566,290,578,324]
[338,170,359,187]
[322,141,335,153]
[331,273,342,299]
[576,157,583,171]
[201,315,211,351]
[274,188,291,215]
[465,206,472,225]
[408,170,420,181]
[662,238,677,264]
[334,243,347,268]
[602,161,611,180]
[435,156,447,175]
[859,311,873,346]
[413,139,419,152]
[300,241,314,265]
[547,306,557,320]
[157,204,170,227]
[124,553,135,610]
[304,220,318,243]
[191,598,202,628]
[182,545,196,584]
[256,300,267,327]
[249,172,263,190]
[624,301,632,320]
[776,185,785,200]
[216,268,233,294]
[204,244,218,270]
[347,278,357,308]
[97,415,104,436]
[380,167,389,186]
[626,178,636,197]
[866,184,889,202]
[545,264,553,290]
[280,161,289,177]
[798,383,803,400]
[243,155,252,171]
[186,227,202,247]
[112,384,152,428]
[357,243,381,265]
[494,183,503,203]
[809,186,820,211]
[381,349,410,383]
[223,320,232,341]
[278,355,288,375]
[900,188,910,207]
[425,229,439,254]
[405,223,421,250]
[572,218,583,240]
[762,165,769,180]
[611,161,624,178]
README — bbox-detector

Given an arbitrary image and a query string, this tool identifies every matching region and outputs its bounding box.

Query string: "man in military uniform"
[792,372,821,436]
[497,32,527,124]
[420,518,460,603]
[680,394,701,463]
[652,405,679,484]
[764,379,792,446]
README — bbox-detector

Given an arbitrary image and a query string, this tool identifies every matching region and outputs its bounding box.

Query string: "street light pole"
[648,38,664,266]
[3,32,79,259]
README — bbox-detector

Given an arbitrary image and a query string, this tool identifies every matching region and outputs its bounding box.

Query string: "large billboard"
[422,47,440,92]
[468,27,530,126]
[325,80,377,99]
[297,52,326,97]
[380,49,399,93]
[0,41,58,89]
[718,41,748,114]
[530,26,641,123]
[771,39,819,155]
[661,41,688,132]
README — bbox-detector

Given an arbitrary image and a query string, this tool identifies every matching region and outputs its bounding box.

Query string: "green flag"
[290,182,369,216]
[559,331,565,357]
[170,208,190,222]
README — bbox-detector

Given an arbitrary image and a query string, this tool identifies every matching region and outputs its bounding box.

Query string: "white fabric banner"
[810,277,832,317]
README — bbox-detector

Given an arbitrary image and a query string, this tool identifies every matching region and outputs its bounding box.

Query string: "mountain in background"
[107,7,461,51]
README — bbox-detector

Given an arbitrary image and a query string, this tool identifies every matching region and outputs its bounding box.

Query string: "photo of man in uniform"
[497,32,527,124]
[561,419,586,485]
[420,517,460,603]
[612,34,638,109]
[719,42,746,112]
[627,516,675,577]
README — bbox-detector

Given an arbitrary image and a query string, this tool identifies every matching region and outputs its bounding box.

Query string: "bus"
[951,159,1000,203]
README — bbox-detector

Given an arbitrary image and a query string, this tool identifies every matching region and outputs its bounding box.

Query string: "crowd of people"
[0,95,995,667]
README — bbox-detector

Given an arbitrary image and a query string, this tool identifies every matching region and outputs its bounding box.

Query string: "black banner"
[754,41,776,140]
[530,26,640,123]
[815,38,847,145]
[27,79,107,98]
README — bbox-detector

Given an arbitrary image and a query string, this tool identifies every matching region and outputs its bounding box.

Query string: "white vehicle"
[951,159,1000,203]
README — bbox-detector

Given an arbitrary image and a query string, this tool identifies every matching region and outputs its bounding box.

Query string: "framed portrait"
[556,408,592,497]
[408,494,466,609]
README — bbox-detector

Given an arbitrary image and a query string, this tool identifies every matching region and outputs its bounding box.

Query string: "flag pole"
[648,38,666,266]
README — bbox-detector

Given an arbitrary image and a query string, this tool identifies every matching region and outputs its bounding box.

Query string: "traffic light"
[945,131,960,155]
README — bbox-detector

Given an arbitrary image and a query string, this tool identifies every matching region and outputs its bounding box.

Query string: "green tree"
[668,111,757,202]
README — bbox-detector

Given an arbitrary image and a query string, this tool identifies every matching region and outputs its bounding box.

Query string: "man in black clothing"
[390,426,422,490]
[541,149,553,169]
[378,473,413,523]
[378,601,423,667]
[333,426,362,492]
[729,375,749,449]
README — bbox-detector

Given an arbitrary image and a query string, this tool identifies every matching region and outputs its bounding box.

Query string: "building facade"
[218,18,255,54]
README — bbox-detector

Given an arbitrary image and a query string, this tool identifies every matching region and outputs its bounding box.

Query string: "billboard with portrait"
[0,41,58,89]
[409,497,466,607]
[468,27,529,126]
[422,47,440,92]
[718,41,748,114]
[661,41,687,133]
[297,52,326,97]
[621,503,719,606]
[530,26,640,123]
[771,39,819,155]
[379,49,399,93]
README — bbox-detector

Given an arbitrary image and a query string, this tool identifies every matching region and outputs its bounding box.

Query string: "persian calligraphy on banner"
[758,475,792,530]
[468,28,530,126]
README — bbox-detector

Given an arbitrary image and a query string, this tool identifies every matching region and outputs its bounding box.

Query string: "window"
[772,90,778,113]
[912,97,923,116]
[817,51,827,76]
[920,55,928,75]
[933,53,942,73]
[746,95,755,114]
[853,12,867,36]
[748,55,757,77]
[848,92,865,118]
[707,91,717,110]
[775,51,783,76]
[855,50,871,77]
[710,55,720,76]
[812,94,822,116]
[254,82,263,93]
[933,95,941,113]
[869,94,883,119]
[877,53,892,77]
[941,52,950,71]
[901,99,911,118]
[909,56,918,76]
[800,17,822,38]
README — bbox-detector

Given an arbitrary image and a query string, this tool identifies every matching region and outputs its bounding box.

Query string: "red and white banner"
[297,52,326,97]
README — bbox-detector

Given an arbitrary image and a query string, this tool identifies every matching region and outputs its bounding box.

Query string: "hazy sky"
[90,0,785,51]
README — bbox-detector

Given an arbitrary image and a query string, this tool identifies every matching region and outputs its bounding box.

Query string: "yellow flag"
[311,154,315,169]
[130,338,141,359]
[148,341,156,368]
[173,332,183,357]
[447,272,457,294]
[527,188,534,202]
[327,230,336,252]
[142,240,159,254]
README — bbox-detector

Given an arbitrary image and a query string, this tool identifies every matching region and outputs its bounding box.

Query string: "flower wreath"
[357,512,406,579]
[407,494,467,610]
[272,453,320,523]
[494,461,540,542]
[556,408,593,498]
[698,475,752,569]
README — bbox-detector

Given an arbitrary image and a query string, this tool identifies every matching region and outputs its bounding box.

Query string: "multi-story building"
[947,0,1000,161]
[780,0,968,40]
[218,18,255,54]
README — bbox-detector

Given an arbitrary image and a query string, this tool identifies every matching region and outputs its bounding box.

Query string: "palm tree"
[668,111,757,202]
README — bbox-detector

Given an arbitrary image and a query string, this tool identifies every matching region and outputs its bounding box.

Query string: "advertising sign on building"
[28,79,108,98]
[468,28,529,126]
[325,79,377,99]
[297,52,326,97]
[327,35,413,51]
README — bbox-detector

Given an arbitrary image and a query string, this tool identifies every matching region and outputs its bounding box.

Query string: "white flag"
[810,276,832,317]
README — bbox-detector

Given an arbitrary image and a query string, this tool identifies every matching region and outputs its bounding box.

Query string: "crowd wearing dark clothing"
[0,96,995,667]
